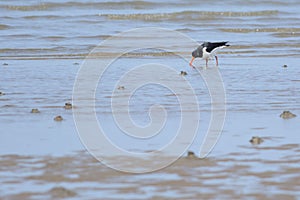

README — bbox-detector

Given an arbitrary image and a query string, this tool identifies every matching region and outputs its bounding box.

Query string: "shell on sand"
[249,136,263,145]
[180,71,187,76]
[280,111,296,119]
[31,108,40,113]
[54,115,63,121]
[64,102,72,109]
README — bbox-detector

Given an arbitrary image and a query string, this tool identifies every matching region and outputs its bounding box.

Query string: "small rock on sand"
[280,110,296,119]
[249,136,263,145]
[117,86,125,90]
[54,115,63,121]
[64,102,72,109]
[180,71,187,76]
[30,108,40,113]
[187,151,197,158]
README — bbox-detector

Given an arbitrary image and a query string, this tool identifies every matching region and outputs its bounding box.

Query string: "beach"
[1,0,300,199]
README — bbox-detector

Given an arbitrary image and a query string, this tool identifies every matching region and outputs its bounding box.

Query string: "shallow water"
[1,0,300,199]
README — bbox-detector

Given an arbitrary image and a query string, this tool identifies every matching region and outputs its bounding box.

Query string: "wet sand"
[1,0,300,199]
[1,149,300,199]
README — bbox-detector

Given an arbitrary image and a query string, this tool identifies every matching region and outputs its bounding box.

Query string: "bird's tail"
[225,42,230,47]
[210,42,230,54]
[222,41,230,47]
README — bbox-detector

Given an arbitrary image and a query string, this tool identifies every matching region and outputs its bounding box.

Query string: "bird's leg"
[215,56,218,66]
[189,56,195,68]
[205,58,208,68]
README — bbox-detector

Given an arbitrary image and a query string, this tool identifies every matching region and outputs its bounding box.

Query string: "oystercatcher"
[189,41,230,68]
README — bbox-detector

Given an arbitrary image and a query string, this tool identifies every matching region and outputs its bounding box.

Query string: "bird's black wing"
[205,42,229,53]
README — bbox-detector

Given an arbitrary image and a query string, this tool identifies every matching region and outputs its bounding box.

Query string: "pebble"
[249,136,264,145]
[54,115,63,121]
[187,151,197,158]
[180,71,187,76]
[117,86,125,90]
[64,102,72,109]
[30,108,40,113]
[280,110,296,119]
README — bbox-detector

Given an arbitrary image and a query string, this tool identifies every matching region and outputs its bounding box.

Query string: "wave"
[220,27,300,33]
[100,10,279,21]
[1,1,156,11]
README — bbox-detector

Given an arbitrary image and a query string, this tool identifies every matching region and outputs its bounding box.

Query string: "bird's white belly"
[202,47,213,59]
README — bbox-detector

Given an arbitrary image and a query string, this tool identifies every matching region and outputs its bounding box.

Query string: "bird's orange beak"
[189,56,195,68]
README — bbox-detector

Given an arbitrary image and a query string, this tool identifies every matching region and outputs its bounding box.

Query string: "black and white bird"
[189,41,230,68]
